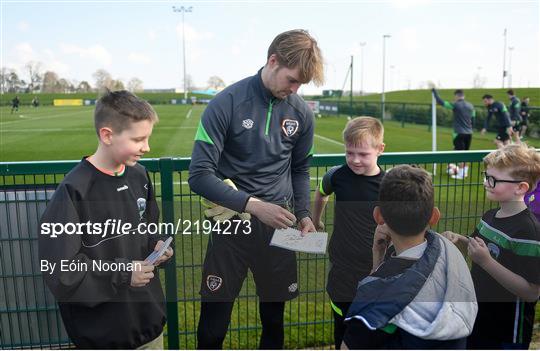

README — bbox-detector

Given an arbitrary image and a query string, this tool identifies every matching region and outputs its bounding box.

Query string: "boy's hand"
[152,240,174,266]
[468,237,493,267]
[372,224,391,273]
[440,231,469,245]
[131,261,155,287]
[315,220,325,232]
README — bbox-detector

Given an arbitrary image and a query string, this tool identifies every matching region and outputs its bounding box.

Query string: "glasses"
[482,171,524,188]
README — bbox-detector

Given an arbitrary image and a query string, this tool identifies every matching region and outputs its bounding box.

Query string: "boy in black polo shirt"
[442,144,540,349]
[312,116,385,350]
[38,90,173,349]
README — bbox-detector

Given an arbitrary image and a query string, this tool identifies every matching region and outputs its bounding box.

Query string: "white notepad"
[270,228,328,254]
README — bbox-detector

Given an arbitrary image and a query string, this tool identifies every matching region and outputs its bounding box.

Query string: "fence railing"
[0,151,503,349]
[319,100,539,133]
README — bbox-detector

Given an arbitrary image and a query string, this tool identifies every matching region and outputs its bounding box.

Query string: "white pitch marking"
[314,134,344,146]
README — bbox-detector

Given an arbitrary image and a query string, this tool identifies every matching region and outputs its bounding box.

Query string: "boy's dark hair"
[378,165,434,236]
[482,94,493,100]
[94,90,158,135]
[454,89,464,97]
[506,89,515,95]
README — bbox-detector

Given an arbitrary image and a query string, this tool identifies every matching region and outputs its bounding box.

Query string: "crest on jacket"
[282,119,299,137]
[137,198,146,220]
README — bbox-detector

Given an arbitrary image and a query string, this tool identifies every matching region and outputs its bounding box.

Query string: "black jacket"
[38,159,166,349]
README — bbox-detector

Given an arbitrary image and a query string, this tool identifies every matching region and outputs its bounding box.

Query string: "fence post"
[159,157,180,350]
[401,103,406,128]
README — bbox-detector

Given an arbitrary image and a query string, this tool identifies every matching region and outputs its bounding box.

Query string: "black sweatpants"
[331,300,351,350]
[197,301,285,349]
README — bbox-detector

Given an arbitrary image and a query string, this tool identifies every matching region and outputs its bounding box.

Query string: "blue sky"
[2,0,539,94]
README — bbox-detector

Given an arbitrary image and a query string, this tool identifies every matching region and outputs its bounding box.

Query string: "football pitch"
[1,104,539,348]
[2,104,539,162]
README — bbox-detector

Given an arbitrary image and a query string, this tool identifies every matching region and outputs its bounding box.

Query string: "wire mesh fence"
[0,151,505,349]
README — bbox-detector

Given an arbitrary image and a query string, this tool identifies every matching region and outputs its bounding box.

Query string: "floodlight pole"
[359,42,366,95]
[502,28,507,88]
[381,34,391,123]
[508,46,514,88]
[173,5,193,101]
[350,55,353,117]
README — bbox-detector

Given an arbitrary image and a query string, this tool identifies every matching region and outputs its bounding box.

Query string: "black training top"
[508,96,522,122]
[320,164,384,274]
[468,208,540,347]
[484,101,512,129]
[38,158,166,349]
[188,69,314,219]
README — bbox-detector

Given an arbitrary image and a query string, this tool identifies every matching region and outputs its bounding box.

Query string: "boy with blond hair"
[312,116,385,349]
[442,143,540,349]
[39,90,173,349]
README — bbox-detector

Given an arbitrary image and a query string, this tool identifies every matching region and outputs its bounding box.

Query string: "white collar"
[395,240,427,259]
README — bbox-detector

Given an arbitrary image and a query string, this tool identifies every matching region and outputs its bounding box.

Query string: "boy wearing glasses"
[442,144,540,349]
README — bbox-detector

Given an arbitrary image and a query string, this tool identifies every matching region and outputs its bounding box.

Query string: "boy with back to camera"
[38,90,173,349]
[312,116,385,350]
[342,165,478,349]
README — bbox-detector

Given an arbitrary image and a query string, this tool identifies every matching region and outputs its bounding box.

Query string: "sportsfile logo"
[40,219,253,238]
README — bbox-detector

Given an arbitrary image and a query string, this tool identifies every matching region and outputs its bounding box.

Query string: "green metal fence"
[0,151,501,349]
[322,100,540,133]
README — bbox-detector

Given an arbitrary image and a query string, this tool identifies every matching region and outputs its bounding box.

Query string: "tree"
[472,74,486,88]
[0,67,10,93]
[111,79,125,91]
[77,81,92,93]
[42,71,60,93]
[4,70,23,92]
[207,75,225,90]
[92,69,113,91]
[57,78,73,93]
[25,61,43,92]
[127,77,143,92]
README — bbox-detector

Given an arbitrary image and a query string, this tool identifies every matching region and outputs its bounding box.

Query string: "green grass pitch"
[1,104,538,349]
[1,104,538,162]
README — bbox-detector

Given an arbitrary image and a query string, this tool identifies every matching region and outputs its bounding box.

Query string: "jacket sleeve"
[290,108,315,220]
[501,103,512,127]
[431,89,452,109]
[188,95,251,213]
[38,184,132,307]
[343,319,390,349]
[483,108,492,129]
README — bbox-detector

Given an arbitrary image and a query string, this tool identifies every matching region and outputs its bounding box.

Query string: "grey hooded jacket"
[345,231,478,344]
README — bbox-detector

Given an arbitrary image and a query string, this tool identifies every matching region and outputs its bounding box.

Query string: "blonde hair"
[343,116,384,148]
[267,29,324,86]
[483,143,540,191]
